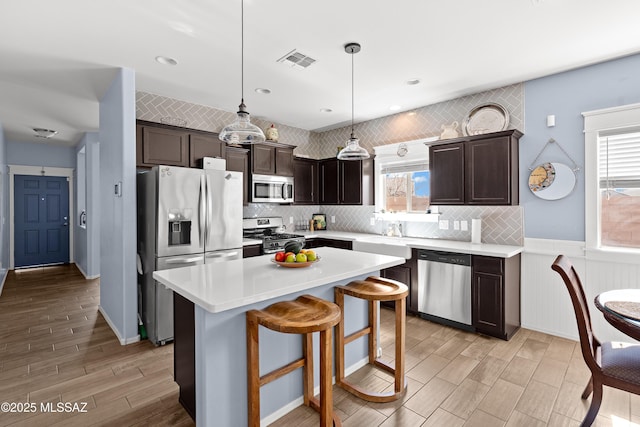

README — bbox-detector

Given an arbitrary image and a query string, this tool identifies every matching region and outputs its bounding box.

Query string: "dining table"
[594,289,640,341]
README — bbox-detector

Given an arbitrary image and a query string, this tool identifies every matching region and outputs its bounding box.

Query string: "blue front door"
[14,175,70,267]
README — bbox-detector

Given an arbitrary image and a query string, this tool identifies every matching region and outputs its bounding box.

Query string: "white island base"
[153,247,405,426]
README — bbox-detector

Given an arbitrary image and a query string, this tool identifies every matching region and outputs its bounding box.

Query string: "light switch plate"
[370,217,375,226]
[439,220,449,230]
[453,220,460,230]
[461,220,468,231]
[289,216,294,224]
[331,216,336,223]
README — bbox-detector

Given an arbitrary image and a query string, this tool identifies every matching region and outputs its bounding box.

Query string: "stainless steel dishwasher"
[417,250,472,328]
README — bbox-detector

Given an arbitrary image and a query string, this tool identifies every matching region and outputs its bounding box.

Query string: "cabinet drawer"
[473,256,503,275]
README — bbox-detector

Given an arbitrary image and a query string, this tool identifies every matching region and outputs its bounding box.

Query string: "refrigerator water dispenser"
[169,220,191,245]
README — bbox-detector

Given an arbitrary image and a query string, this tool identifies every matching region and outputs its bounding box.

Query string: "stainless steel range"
[242,217,306,254]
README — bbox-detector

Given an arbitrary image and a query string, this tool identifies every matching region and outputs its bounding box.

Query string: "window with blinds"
[381,162,430,213]
[598,129,640,248]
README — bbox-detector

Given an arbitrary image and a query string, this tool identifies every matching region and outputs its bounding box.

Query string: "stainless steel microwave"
[251,174,294,203]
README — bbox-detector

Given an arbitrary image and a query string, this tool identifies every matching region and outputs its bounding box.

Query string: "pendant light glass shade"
[337,42,370,161]
[338,133,370,160]
[219,100,265,144]
[219,0,265,145]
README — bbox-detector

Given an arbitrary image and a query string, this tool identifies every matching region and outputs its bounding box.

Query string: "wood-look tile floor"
[1,265,638,426]
[272,310,640,427]
[0,265,193,427]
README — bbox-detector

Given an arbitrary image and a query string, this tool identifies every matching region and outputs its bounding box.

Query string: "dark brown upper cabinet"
[250,143,294,176]
[136,120,225,169]
[137,124,190,168]
[189,133,225,167]
[275,146,294,176]
[319,158,373,205]
[224,147,250,206]
[293,157,318,205]
[429,130,522,205]
[428,142,465,205]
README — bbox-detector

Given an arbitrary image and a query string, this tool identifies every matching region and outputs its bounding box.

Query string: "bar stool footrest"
[337,376,407,403]
[373,358,396,375]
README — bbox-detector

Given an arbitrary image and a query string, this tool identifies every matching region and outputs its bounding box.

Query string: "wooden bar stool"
[246,294,342,427]
[335,276,408,403]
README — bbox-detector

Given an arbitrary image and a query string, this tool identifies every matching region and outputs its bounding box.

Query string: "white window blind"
[381,162,429,175]
[598,130,640,188]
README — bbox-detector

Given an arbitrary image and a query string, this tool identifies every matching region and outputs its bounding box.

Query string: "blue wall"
[6,140,75,168]
[0,124,8,281]
[74,133,100,279]
[99,68,138,343]
[521,53,640,241]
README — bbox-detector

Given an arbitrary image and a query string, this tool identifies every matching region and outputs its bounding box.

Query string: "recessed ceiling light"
[255,88,271,94]
[390,105,402,111]
[406,79,421,85]
[155,56,178,66]
[320,108,333,113]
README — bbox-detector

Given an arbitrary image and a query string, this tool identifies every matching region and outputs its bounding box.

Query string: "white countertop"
[298,230,523,258]
[242,237,262,246]
[153,247,405,313]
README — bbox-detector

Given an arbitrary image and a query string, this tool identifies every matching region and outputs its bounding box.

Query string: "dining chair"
[552,255,640,426]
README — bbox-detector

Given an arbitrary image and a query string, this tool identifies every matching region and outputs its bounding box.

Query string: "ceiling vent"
[277,49,316,69]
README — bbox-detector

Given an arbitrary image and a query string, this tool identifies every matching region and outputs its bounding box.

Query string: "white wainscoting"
[522,238,640,344]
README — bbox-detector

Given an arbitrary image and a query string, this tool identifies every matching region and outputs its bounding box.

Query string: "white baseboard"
[0,268,7,296]
[260,356,370,427]
[75,262,100,280]
[98,305,140,346]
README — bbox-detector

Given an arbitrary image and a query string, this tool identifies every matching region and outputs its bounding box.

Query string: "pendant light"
[219,0,265,145]
[337,42,370,161]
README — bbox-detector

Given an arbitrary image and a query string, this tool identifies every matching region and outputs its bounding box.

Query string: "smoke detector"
[277,49,316,69]
[33,128,58,139]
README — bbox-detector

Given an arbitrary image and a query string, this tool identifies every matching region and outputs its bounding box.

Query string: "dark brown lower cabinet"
[380,249,418,313]
[472,254,521,340]
[243,244,262,258]
[174,293,195,419]
[305,238,352,250]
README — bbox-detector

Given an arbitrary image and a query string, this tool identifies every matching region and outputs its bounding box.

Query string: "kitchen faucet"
[386,222,403,237]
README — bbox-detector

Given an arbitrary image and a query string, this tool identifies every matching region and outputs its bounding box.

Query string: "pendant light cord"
[241,0,244,104]
[351,48,354,136]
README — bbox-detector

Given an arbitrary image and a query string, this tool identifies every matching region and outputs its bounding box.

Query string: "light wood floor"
[1,265,638,426]
[271,309,640,427]
[0,265,193,427]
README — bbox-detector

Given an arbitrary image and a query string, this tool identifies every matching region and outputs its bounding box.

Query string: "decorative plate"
[462,103,509,136]
[271,257,321,268]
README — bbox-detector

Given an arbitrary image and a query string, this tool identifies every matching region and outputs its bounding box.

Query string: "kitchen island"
[153,247,405,426]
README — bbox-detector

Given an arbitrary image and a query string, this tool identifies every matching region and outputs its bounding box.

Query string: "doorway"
[9,165,74,270]
[14,175,70,267]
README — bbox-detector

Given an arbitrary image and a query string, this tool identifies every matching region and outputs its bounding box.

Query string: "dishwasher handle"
[417,250,471,266]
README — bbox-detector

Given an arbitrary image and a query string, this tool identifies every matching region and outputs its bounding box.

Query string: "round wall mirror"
[528,162,576,200]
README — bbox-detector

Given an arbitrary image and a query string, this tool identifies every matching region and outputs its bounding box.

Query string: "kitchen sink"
[352,237,412,259]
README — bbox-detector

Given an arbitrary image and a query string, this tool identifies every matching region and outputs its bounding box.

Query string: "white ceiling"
[1,0,640,147]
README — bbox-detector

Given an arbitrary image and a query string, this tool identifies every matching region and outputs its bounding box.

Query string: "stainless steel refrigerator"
[137,165,243,345]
